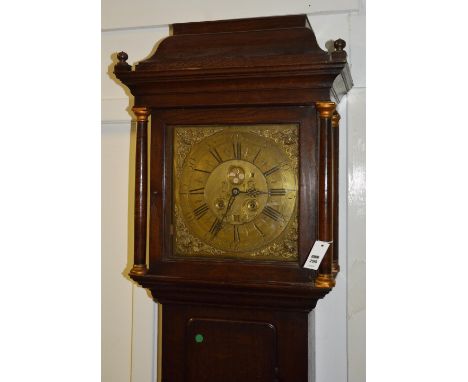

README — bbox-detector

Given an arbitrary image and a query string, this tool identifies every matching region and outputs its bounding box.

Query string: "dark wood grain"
[130,107,149,275]
[173,14,309,35]
[318,117,332,273]
[185,318,277,382]
[161,304,309,382]
[315,102,336,286]
[135,119,147,265]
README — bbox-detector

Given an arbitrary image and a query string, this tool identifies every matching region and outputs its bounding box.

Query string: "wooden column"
[130,106,150,276]
[315,101,336,288]
[332,111,341,277]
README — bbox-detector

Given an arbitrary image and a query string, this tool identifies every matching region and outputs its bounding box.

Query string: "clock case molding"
[114,14,352,381]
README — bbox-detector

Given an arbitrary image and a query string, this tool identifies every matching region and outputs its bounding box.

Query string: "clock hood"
[114,14,352,107]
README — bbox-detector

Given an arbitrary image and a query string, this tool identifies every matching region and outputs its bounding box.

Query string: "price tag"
[303,241,331,270]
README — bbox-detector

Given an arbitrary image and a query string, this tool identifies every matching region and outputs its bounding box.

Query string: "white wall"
[102,2,366,381]
[102,122,133,382]
[102,0,360,30]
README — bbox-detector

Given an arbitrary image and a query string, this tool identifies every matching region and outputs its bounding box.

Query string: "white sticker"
[303,241,331,270]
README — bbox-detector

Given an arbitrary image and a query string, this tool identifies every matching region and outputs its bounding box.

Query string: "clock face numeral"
[263,165,280,177]
[194,168,211,174]
[233,225,240,242]
[233,142,242,160]
[262,206,282,221]
[253,222,265,237]
[252,149,261,164]
[269,188,286,196]
[193,203,209,219]
[189,187,205,195]
[209,218,223,237]
[209,147,223,163]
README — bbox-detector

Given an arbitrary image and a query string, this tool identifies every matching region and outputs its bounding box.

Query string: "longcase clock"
[114,14,352,382]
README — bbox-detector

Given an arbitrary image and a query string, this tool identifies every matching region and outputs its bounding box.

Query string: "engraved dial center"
[204,160,268,225]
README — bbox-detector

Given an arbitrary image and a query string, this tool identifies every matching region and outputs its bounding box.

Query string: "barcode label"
[303,241,331,270]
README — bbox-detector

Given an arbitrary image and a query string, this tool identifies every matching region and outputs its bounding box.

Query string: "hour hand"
[210,193,236,239]
[224,195,235,215]
[220,193,236,222]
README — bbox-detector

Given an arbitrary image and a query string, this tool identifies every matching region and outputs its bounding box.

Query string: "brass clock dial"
[173,125,298,261]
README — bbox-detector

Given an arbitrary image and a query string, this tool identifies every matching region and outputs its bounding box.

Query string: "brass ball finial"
[115,51,131,72]
[117,51,129,63]
[334,39,346,51]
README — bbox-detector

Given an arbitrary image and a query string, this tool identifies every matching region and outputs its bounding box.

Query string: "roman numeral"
[233,225,240,242]
[253,222,265,237]
[194,168,211,174]
[209,218,223,237]
[269,188,286,196]
[253,149,261,163]
[233,142,242,160]
[262,206,282,221]
[263,165,280,177]
[193,203,209,219]
[209,148,223,163]
[189,187,205,195]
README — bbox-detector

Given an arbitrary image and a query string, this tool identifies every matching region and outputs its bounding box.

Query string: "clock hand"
[216,187,241,232]
[221,195,235,222]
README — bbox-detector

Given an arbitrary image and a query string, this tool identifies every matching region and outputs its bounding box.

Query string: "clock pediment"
[114,15,352,106]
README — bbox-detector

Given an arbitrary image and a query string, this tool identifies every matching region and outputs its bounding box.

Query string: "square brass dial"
[172,124,299,261]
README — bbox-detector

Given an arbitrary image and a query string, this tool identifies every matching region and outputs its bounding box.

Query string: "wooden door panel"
[186,318,277,382]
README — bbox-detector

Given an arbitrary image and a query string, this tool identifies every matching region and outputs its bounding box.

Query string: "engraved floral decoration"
[174,204,223,256]
[174,126,224,180]
[254,126,299,171]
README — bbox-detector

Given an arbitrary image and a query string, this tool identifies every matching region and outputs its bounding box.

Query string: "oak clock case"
[114,14,352,382]
[173,124,298,261]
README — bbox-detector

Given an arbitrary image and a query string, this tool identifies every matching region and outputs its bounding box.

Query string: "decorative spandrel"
[173,124,299,261]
